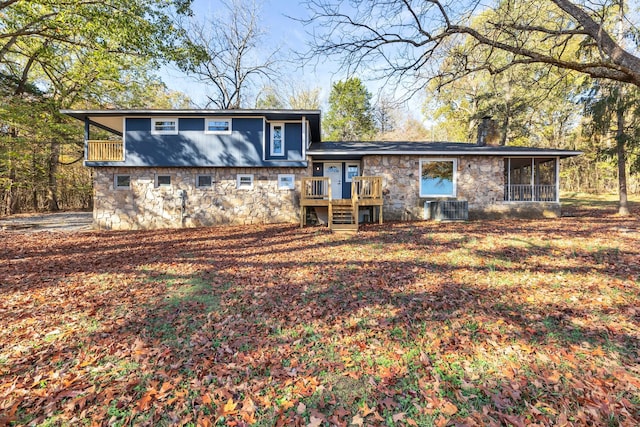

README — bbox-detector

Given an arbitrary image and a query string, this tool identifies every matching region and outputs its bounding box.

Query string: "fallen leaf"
[307,415,323,427]
[441,400,458,416]
[392,412,405,422]
[297,402,307,415]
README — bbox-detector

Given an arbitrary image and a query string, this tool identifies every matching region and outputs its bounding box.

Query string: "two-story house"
[61,109,580,231]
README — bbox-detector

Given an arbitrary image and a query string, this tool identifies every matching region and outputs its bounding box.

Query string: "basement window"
[114,175,131,189]
[278,174,295,190]
[237,174,254,190]
[196,174,214,188]
[155,174,172,188]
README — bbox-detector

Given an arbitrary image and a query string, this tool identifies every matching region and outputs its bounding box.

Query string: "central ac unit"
[424,200,468,221]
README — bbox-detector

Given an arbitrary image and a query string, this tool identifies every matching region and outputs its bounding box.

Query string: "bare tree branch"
[300,0,640,91]
[179,0,279,109]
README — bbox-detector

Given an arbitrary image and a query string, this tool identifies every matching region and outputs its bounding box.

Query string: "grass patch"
[1,201,639,425]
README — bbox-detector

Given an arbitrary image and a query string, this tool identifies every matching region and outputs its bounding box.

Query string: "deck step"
[331,223,359,232]
[331,205,354,224]
[329,203,357,231]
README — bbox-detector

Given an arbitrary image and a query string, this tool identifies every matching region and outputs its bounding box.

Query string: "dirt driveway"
[0,211,93,232]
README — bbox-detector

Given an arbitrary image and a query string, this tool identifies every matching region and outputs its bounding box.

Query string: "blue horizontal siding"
[87,117,307,167]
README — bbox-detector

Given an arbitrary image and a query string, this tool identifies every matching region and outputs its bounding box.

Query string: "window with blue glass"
[270,123,284,156]
[205,118,232,134]
[420,159,457,197]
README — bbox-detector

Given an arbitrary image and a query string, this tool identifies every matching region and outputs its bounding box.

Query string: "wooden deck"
[300,176,383,231]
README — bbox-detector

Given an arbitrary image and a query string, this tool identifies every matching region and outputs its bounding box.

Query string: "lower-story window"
[278,174,295,190]
[114,174,131,189]
[156,174,172,188]
[420,158,457,197]
[237,174,254,190]
[196,174,213,188]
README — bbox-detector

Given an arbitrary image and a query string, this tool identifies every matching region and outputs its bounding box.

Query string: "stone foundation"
[93,156,560,230]
[93,166,310,230]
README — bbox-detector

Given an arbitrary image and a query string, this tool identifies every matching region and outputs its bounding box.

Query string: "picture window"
[419,159,457,197]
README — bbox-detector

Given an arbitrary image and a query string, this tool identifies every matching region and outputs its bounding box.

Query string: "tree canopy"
[323,77,376,141]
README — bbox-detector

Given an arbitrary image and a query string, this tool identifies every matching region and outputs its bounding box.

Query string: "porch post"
[555,156,560,203]
[84,118,90,161]
[531,158,535,201]
[506,158,511,201]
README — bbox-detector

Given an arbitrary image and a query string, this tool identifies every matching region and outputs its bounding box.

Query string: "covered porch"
[504,157,559,202]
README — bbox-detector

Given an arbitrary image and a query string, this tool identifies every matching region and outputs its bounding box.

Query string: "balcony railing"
[87,140,124,161]
[504,184,556,202]
[352,176,382,204]
[301,177,331,201]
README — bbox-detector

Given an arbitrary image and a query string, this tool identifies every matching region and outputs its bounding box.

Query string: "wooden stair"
[330,202,358,232]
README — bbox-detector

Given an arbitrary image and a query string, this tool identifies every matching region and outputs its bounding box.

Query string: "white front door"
[324,162,343,199]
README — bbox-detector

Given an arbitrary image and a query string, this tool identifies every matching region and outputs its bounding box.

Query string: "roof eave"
[306,150,582,158]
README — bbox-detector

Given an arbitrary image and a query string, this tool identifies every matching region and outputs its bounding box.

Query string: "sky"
[159,0,347,109]
[158,0,422,114]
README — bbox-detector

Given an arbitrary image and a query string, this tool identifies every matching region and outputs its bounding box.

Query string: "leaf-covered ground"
[1,201,639,426]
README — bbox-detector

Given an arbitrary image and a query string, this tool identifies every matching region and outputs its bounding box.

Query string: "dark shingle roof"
[307,141,581,158]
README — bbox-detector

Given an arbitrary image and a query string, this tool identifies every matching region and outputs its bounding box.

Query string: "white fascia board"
[306,150,581,157]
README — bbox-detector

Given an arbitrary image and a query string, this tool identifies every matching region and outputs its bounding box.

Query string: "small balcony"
[87,140,124,161]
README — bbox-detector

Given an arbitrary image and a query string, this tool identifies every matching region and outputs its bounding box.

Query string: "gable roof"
[308,141,581,158]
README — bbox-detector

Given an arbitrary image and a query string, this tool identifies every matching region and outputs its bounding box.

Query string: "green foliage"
[0,0,194,213]
[323,77,376,141]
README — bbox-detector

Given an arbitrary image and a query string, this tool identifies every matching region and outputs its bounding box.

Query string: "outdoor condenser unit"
[424,200,468,221]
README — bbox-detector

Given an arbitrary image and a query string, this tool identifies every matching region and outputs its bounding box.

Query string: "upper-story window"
[151,118,178,135]
[270,122,285,156]
[205,118,232,134]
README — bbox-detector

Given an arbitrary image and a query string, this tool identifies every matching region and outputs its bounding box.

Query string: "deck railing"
[504,184,556,202]
[301,177,331,201]
[352,176,382,203]
[87,140,124,161]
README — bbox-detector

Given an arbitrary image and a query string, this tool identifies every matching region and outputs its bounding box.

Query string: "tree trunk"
[616,106,630,216]
[6,166,16,215]
[32,147,39,211]
[45,140,60,212]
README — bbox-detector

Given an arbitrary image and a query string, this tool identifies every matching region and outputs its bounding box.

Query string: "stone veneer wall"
[93,166,310,230]
[362,155,560,220]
